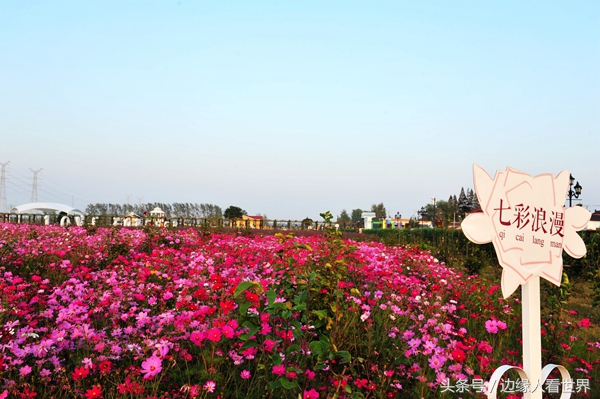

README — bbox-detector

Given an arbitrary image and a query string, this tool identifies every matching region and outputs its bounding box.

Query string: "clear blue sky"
[1,1,599,219]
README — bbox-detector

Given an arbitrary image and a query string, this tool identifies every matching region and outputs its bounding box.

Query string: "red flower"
[354,379,368,389]
[18,387,37,399]
[245,291,259,303]
[219,299,236,315]
[451,348,466,363]
[72,366,89,381]
[99,360,112,374]
[85,385,102,399]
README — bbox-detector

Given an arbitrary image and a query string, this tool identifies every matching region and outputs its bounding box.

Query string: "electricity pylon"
[29,168,42,203]
[0,162,8,212]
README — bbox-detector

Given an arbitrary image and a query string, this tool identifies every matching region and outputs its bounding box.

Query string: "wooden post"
[522,277,542,399]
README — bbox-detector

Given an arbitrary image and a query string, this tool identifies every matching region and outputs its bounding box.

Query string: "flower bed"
[0,223,597,398]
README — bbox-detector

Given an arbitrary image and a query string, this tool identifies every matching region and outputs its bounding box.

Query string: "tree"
[458,188,470,218]
[470,189,480,210]
[351,209,363,223]
[337,209,351,223]
[224,206,247,219]
[371,203,387,219]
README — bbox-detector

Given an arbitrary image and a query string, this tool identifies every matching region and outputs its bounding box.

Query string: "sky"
[1,1,599,220]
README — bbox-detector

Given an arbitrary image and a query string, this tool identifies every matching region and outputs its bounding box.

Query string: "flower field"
[0,223,598,398]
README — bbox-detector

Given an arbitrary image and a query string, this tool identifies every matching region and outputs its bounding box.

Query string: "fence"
[0,213,362,232]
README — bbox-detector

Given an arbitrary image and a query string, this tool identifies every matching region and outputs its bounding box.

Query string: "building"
[586,210,600,230]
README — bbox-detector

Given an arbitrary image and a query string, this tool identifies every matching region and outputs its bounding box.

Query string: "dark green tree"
[224,206,247,219]
[458,188,470,217]
[371,203,387,219]
[337,209,351,223]
[351,209,363,223]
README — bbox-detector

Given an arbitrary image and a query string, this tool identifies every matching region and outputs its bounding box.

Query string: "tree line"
[336,203,387,224]
[85,203,223,219]
[334,187,481,228]
[417,187,480,228]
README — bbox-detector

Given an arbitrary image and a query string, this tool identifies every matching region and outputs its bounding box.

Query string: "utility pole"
[0,162,8,212]
[29,168,42,203]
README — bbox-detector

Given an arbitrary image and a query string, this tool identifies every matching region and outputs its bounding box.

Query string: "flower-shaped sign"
[462,165,591,298]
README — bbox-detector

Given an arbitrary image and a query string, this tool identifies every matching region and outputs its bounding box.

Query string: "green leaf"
[234,281,262,298]
[239,301,251,316]
[271,353,282,365]
[269,379,282,389]
[309,341,323,356]
[266,289,276,306]
[334,350,351,364]
[295,290,308,305]
[239,322,260,340]
[280,377,298,389]
[286,344,301,354]
[241,340,258,350]
[311,310,328,320]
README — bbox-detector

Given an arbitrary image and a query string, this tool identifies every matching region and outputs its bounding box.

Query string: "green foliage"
[337,209,351,224]
[350,209,363,223]
[224,205,247,219]
[370,203,386,219]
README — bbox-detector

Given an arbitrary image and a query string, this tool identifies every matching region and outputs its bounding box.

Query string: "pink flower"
[485,320,499,334]
[303,388,319,399]
[240,370,251,379]
[203,380,216,393]
[190,330,205,346]
[260,322,272,335]
[221,325,235,339]
[206,328,221,342]
[20,365,32,376]
[578,318,591,328]
[305,369,315,380]
[140,356,162,380]
[428,354,446,370]
[272,364,286,376]
[264,339,278,352]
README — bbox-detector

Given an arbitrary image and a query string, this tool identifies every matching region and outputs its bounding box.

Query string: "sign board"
[461,165,591,399]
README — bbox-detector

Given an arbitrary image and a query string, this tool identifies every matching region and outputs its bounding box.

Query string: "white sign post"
[462,165,591,399]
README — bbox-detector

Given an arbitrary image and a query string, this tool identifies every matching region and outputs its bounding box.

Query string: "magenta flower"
[272,364,286,376]
[20,365,32,376]
[206,328,221,342]
[240,370,251,379]
[190,330,205,346]
[264,339,278,352]
[222,325,235,339]
[303,389,319,399]
[140,355,162,380]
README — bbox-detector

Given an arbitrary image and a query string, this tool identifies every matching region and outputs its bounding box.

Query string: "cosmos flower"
[140,356,162,380]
